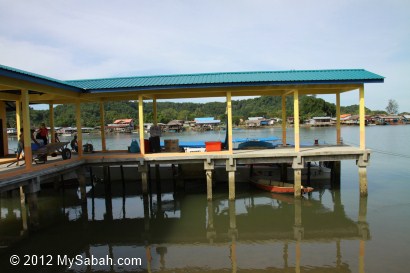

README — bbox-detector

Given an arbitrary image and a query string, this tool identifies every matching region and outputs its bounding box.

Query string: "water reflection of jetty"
[0,175,370,272]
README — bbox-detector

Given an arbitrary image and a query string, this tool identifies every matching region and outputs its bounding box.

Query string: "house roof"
[0,64,385,102]
[65,69,384,92]
[0,64,83,93]
[114,119,133,124]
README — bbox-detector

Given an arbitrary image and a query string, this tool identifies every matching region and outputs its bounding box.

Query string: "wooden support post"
[293,157,303,198]
[331,161,341,189]
[293,90,300,152]
[294,169,302,198]
[138,95,145,155]
[139,163,148,194]
[358,167,368,197]
[49,104,55,143]
[226,91,233,153]
[204,160,214,201]
[16,101,21,137]
[21,90,32,168]
[153,98,158,125]
[357,152,369,196]
[99,101,106,152]
[75,102,83,157]
[281,94,287,146]
[280,163,288,182]
[359,86,366,150]
[0,101,8,156]
[336,92,341,144]
[226,159,236,200]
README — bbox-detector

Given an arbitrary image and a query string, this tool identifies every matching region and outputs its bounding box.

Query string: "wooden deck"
[0,145,369,192]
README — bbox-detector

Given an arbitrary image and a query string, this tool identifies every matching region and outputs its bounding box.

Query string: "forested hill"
[6,95,381,128]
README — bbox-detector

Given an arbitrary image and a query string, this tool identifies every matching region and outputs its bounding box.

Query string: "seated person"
[70,135,78,152]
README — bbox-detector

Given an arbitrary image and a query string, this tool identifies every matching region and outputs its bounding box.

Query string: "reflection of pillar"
[143,194,150,232]
[145,245,152,273]
[85,245,92,272]
[25,178,40,228]
[229,200,237,273]
[76,168,88,204]
[104,167,113,221]
[204,160,214,201]
[358,196,368,273]
[26,191,39,228]
[283,242,289,269]
[294,199,303,273]
[109,243,114,272]
[206,200,216,243]
[230,240,237,273]
[156,246,167,270]
[336,239,342,268]
[139,163,148,194]
[19,186,28,232]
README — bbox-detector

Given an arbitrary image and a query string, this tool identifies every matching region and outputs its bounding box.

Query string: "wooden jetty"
[0,66,384,199]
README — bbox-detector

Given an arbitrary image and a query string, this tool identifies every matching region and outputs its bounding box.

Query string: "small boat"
[250,176,313,194]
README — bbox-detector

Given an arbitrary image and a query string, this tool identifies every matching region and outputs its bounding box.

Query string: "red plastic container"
[205,141,222,151]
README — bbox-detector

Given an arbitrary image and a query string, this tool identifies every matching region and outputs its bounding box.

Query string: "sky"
[1,0,409,112]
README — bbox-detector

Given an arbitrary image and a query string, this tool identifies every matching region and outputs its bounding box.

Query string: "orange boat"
[250,176,313,194]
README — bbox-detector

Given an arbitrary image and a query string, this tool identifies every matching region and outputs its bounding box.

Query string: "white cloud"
[1,0,409,110]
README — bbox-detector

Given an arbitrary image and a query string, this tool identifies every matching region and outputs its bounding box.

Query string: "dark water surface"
[1,126,410,272]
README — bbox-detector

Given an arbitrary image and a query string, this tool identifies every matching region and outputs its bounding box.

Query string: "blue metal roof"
[0,64,384,95]
[0,64,83,92]
[66,69,384,92]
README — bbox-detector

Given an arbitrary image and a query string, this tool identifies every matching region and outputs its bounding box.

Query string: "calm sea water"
[1,126,410,272]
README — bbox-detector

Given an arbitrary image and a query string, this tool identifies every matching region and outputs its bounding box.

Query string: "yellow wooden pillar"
[153,98,157,125]
[293,90,300,152]
[99,101,106,152]
[75,102,83,157]
[336,92,341,144]
[16,101,21,137]
[138,95,145,155]
[281,94,287,146]
[49,104,55,143]
[359,86,365,150]
[226,91,233,153]
[0,101,8,155]
[21,90,32,168]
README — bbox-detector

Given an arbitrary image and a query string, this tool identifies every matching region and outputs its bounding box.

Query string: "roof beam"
[0,92,19,101]
[0,75,82,100]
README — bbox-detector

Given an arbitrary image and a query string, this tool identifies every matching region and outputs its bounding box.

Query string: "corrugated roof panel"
[1,66,384,92]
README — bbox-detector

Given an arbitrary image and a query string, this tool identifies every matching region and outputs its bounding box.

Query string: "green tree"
[385,99,399,114]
